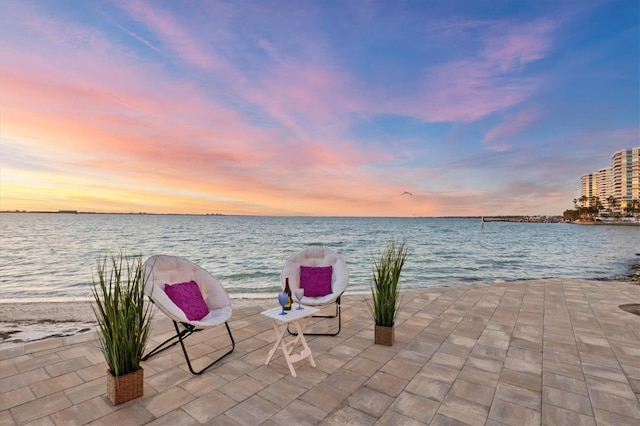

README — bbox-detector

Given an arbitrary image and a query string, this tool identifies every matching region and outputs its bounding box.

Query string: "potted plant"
[92,253,154,405]
[369,241,408,346]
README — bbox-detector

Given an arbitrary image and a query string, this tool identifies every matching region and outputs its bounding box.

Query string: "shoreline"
[1,280,637,346]
[0,296,275,345]
[573,219,640,226]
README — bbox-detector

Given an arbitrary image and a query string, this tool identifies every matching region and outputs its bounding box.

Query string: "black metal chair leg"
[142,321,235,375]
[176,321,235,375]
[142,326,197,361]
[288,297,342,336]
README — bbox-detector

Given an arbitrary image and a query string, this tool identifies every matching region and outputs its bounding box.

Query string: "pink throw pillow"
[164,280,209,321]
[300,266,333,297]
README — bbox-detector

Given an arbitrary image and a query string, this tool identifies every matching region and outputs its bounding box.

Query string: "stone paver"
[0,279,639,425]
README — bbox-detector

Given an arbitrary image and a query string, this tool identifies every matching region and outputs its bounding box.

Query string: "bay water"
[0,213,638,301]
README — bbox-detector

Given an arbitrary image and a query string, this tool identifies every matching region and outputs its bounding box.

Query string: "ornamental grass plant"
[370,241,408,327]
[92,253,154,377]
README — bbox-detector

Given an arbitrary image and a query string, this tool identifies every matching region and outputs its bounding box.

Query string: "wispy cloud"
[116,0,226,72]
[481,19,556,72]
[483,108,542,150]
[0,1,637,216]
[360,17,555,126]
[1,12,398,215]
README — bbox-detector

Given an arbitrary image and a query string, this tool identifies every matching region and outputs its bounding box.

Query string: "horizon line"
[0,210,564,219]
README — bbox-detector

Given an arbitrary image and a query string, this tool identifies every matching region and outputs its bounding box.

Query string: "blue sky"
[0,0,638,216]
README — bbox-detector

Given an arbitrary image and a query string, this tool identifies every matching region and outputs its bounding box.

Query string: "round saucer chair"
[141,255,235,375]
[281,246,349,336]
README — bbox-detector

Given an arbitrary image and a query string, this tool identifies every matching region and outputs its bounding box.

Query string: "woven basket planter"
[106,368,144,405]
[374,324,394,346]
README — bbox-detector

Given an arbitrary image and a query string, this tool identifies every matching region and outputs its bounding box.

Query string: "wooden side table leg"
[281,336,298,377]
[265,320,287,366]
[293,317,316,368]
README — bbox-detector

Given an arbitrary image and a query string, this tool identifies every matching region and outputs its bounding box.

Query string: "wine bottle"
[284,277,292,310]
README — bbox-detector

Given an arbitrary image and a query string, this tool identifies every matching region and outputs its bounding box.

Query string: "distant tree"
[577,195,589,220]
[624,199,640,217]
[606,195,618,216]
[563,209,578,221]
[584,196,600,220]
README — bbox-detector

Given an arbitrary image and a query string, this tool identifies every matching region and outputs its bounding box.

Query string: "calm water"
[0,213,638,301]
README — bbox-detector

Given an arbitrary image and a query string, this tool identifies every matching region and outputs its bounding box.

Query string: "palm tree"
[583,196,600,220]
[606,195,618,216]
[578,195,589,220]
[624,199,640,217]
[593,196,603,216]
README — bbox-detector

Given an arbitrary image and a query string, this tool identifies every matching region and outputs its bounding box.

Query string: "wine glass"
[295,288,304,310]
[278,292,288,315]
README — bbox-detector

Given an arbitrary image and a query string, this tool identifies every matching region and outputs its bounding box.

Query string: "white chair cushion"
[281,246,349,306]
[143,255,232,327]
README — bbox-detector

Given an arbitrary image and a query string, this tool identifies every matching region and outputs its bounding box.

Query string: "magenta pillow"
[300,266,333,297]
[164,280,209,321]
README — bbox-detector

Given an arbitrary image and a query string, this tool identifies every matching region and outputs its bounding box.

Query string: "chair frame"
[141,308,235,375]
[287,295,341,336]
[282,247,348,337]
[141,255,235,375]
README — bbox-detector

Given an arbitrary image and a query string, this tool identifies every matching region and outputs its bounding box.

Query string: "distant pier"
[481,216,563,223]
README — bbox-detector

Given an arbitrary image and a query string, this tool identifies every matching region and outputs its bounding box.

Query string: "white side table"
[261,305,319,377]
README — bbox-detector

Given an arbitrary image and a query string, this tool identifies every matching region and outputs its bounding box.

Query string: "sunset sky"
[1,0,638,216]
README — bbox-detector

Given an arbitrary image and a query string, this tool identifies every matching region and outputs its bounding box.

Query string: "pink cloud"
[483,108,541,150]
[243,63,355,137]
[357,58,537,124]
[595,128,640,148]
[0,5,600,217]
[1,15,402,216]
[116,0,227,72]
[422,61,538,123]
[481,20,556,72]
[115,1,378,159]
[363,18,555,124]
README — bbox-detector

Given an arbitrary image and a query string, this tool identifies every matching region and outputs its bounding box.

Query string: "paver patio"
[1,278,639,425]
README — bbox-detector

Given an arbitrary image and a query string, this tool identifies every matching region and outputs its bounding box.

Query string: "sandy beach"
[0,297,273,345]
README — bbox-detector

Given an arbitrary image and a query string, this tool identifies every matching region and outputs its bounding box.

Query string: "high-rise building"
[580,173,596,207]
[581,168,612,208]
[611,147,640,213]
[595,167,611,204]
[581,147,639,214]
